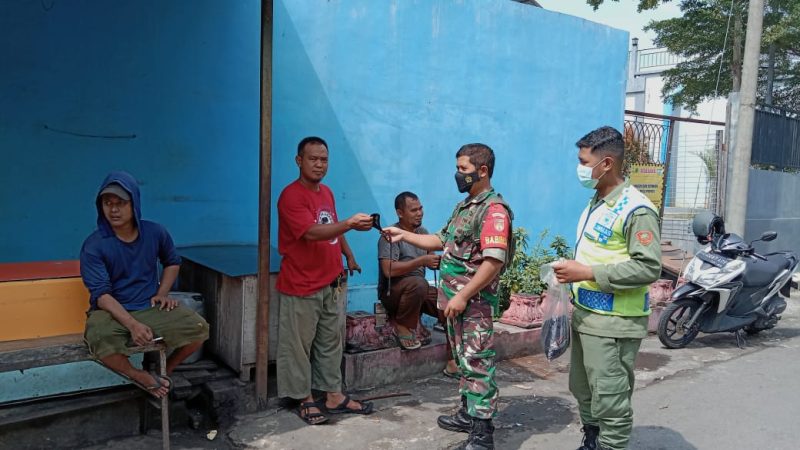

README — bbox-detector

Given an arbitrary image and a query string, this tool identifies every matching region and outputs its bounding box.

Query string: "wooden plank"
[0,387,141,427]
[268,274,280,361]
[0,334,88,371]
[217,275,244,372]
[179,261,221,355]
[0,334,164,373]
[0,278,89,341]
[242,276,258,365]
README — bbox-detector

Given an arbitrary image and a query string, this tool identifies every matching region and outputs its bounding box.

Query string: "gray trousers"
[276,286,343,399]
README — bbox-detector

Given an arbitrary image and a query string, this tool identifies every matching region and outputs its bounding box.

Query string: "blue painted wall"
[1,0,627,399]
[0,0,258,401]
[0,0,260,263]
[2,0,627,293]
[273,0,629,310]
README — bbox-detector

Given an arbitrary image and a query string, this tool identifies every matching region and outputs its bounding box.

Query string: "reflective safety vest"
[572,185,656,317]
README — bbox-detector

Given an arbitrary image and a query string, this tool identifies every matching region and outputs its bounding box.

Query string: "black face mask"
[455,171,480,193]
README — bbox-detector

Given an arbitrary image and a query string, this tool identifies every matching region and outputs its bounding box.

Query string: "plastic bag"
[539,262,571,361]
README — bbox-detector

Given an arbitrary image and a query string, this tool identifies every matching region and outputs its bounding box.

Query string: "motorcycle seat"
[742,253,793,287]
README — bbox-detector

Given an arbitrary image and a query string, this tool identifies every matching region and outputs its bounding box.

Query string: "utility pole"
[726,0,764,236]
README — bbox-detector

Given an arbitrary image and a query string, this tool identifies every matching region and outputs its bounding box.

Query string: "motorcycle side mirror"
[760,231,778,242]
[750,231,778,246]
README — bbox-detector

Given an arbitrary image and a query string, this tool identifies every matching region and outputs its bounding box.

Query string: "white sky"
[537,0,681,48]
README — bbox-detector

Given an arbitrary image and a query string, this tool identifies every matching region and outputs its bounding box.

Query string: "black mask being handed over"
[455,170,480,193]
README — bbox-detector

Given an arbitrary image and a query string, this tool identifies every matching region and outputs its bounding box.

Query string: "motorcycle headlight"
[685,257,745,289]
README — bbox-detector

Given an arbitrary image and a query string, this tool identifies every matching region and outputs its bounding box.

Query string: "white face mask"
[576,159,608,189]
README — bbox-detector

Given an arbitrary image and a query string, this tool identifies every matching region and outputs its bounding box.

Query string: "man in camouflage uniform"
[384,143,512,450]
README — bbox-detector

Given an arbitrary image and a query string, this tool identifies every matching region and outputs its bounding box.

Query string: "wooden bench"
[0,334,172,450]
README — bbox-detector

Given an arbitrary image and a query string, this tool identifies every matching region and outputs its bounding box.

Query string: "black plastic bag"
[540,263,571,361]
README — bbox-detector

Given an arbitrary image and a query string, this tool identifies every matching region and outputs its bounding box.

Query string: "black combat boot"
[577,424,600,450]
[437,396,472,433]
[454,417,495,450]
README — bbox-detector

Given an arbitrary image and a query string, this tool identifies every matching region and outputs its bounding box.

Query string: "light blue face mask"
[576,159,608,189]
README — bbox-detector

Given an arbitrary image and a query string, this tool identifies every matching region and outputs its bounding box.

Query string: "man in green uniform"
[554,126,662,450]
[384,143,512,450]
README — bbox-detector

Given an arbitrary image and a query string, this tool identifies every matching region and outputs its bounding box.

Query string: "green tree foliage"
[586,0,800,111]
[586,0,671,12]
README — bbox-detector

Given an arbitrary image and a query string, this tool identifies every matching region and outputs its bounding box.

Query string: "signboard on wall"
[630,164,665,211]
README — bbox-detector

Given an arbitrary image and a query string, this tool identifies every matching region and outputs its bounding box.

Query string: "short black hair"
[575,126,624,160]
[297,136,328,156]
[394,191,419,210]
[456,143,495,177]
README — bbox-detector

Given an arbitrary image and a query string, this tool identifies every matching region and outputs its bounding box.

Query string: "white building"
[625,38,727,212]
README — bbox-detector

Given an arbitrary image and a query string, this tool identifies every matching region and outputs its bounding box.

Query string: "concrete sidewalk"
[86,294,800,450]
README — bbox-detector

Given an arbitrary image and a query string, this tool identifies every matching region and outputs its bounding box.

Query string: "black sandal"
[325,394,374,415]
[296,401,329,425]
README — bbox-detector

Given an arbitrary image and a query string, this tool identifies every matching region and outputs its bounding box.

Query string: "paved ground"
[88,291,800,450]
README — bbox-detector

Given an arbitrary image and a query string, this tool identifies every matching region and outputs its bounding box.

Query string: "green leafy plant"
[692,147,719,208]
[497,228,571,314]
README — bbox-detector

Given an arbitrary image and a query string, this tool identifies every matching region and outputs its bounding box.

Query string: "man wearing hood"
[81,171,209,398]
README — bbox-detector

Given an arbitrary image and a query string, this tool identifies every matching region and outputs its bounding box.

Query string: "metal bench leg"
[159,348,170,450]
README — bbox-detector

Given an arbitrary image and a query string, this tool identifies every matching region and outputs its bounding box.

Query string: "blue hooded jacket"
[80,171,181,311]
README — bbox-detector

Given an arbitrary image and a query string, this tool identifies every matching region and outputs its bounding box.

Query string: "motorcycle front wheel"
[658,298,703,349]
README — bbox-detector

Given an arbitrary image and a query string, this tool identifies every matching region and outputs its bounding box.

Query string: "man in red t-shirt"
[276,136,375,425]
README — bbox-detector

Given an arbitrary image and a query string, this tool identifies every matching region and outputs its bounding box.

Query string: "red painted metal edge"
[0,260,81,282]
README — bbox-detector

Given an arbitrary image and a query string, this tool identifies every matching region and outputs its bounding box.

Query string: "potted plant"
[497,228,570,328]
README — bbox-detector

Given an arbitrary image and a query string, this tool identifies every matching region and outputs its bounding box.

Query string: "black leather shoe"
[454,418,494,450]
[576,424,600,450]
[437,396,472,433]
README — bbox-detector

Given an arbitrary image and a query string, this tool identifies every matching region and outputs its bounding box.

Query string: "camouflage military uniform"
[436,189,512,420]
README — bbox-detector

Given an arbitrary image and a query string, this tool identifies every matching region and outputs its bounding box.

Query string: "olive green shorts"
[84,306,209,359]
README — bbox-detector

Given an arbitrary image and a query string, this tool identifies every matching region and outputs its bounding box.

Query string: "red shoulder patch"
[480,204,510,250]
[636,230,654,246]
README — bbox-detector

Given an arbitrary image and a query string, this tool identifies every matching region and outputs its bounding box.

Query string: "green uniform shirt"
[435,189,511,310]
[574,180,662,339]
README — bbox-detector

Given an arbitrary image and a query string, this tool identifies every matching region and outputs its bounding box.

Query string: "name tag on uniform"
[592,210,618,245]
[597,210,619,229]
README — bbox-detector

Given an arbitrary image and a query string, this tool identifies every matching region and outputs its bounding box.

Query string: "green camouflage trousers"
[569,328,642,450]
[447,298,498,419]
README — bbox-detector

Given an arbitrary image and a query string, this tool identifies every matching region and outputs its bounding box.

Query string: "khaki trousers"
[277,286,343,399]
[569,328,642,450]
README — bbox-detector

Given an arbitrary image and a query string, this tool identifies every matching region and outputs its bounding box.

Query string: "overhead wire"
[690,0,737,210]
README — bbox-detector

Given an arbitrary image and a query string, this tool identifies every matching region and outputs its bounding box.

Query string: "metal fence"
[624,110,725,253]
[623,115,672,165]
[636,48,685,72]
[753,105,800,170]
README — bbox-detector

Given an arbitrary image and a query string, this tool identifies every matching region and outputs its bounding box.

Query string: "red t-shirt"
[276,180,343,296]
